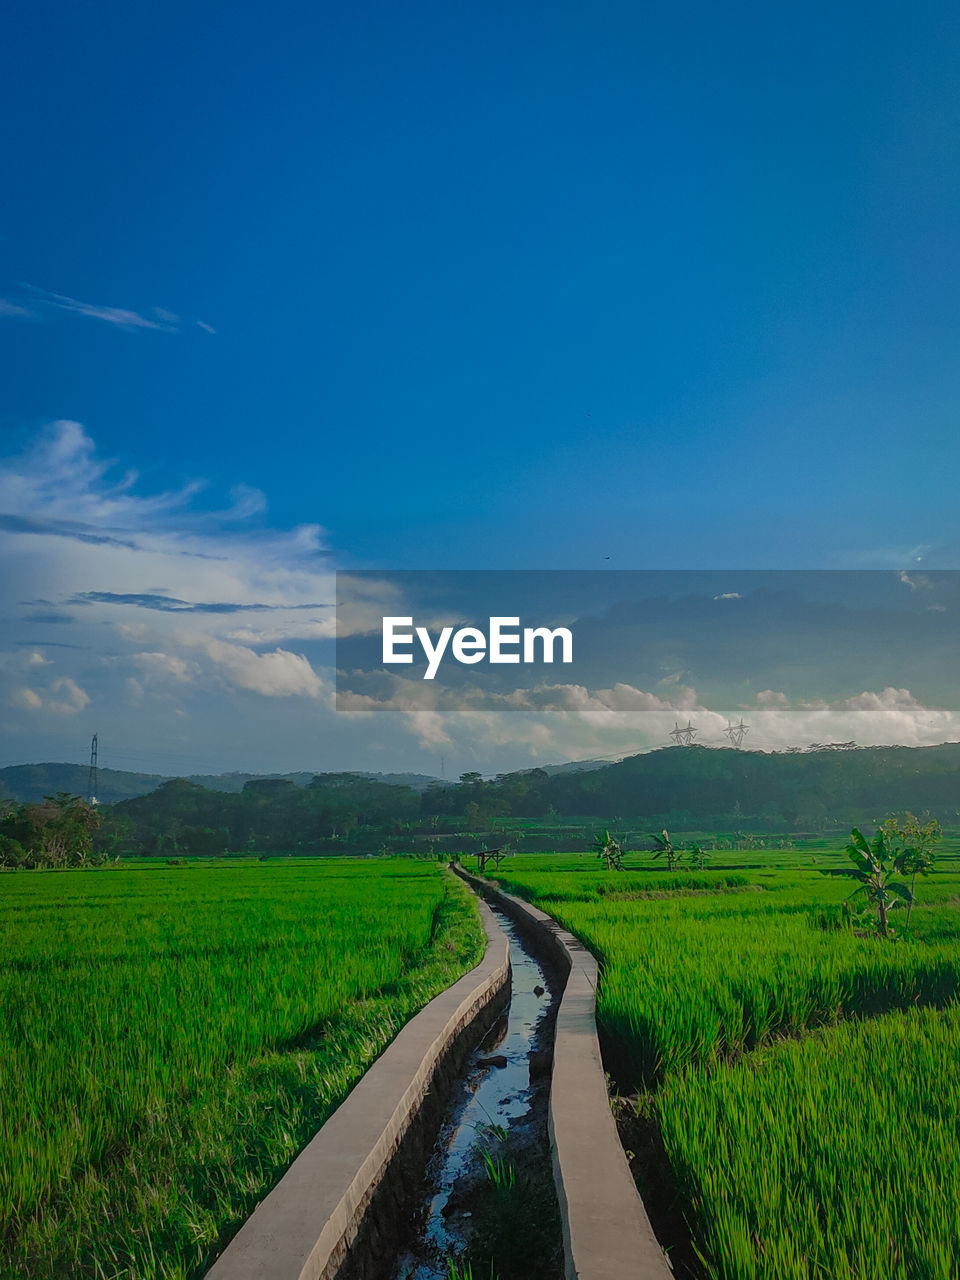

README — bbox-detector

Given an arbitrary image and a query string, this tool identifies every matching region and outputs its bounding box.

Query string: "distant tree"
[463,800,482,828]
[0,835,27,868]
[687,843,708,871]
[650,828,680,872]
[592,829,624,871]
[243,778,298,800]
[843,827,914,938]
[880,812,941,925]
[0,794,102,869]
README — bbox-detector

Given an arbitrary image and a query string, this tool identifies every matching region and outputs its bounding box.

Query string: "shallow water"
[392,906,554,1279]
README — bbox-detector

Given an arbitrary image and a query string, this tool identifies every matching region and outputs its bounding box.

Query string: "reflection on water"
[392,907,552,1280]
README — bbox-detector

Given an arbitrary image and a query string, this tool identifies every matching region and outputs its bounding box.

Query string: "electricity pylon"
[669,721,698,747]
[724,719,750,748]
[87,733,99,806]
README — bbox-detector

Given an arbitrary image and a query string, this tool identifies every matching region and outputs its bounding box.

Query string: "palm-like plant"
[650,828,679,872]
[881,813,940,926]
[592,829,624,871]
[687,843,708,871]
[844,827,913,938]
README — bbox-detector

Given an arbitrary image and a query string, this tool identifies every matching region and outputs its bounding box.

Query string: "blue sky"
[3,1,960,773]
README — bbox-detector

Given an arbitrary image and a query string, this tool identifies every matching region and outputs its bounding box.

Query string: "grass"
[0,859,484,1279]
[458,1134,560,1280]
[658,1004,960,1279]
[488,852,960,1279]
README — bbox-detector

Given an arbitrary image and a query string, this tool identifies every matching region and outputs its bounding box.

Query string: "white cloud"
[124,677,145,706]
[183,635,328,699]
[0,299,33,318]
[757,689,789,706]
[131,652,193,683]
[336,675,960,764]
[0,422,332,617]
[11,687,42,710]
[225,618,335,644]
[0,289,219,338]
[6,421,958,776]
[12,677,90,715]
[0,420,200,526]
[49,677,91,714]
[0,422,334,757]
[32,289,179,332]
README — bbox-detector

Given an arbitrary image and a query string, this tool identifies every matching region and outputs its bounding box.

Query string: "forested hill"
[510,743,960,827]
[8,744,960,835]
[0,763,167,804]
[0,758,608,805]
[0,763,439,804]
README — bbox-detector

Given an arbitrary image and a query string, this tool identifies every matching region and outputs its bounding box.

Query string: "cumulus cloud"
[762,686,960,748]
[124,677,145,706]
[336,675,706,757]
[335,672,960,764]
[12,676,90,715]
[182,635,328,699]
[11,687,42,710]
[130,652,193,684]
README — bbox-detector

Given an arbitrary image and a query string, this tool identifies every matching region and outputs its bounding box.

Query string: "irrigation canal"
[391,903,563,1280]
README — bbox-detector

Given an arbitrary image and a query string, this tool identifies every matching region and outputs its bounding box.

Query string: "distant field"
[0,859,484,1280]
[486,838,960,872]
[490,851,960,1279]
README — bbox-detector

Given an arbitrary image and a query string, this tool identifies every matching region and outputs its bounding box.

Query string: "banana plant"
[687,843,708,871]
[650,828,679,872]
[881,813,940,926]
[592,828,624,870]
[844,827,913,938]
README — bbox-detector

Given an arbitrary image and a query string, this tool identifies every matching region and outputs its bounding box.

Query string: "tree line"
[0,794,103,868]
[4,743,960,864]
[420,744,960,831]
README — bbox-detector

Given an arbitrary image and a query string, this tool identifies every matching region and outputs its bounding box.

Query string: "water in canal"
[391,904,560,1280]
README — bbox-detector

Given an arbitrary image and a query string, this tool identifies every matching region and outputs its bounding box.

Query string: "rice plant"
[0,859,484,1278]
[658,1004,960,1279]
[491,854,960,1277]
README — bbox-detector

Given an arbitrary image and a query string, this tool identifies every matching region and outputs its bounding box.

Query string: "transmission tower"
[724,719,750,749]
[87,733,99,806]
[669,720,698,747]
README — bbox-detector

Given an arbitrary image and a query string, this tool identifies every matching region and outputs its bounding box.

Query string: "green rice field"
[489,849,960,1279]
[0,858,484,1280]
